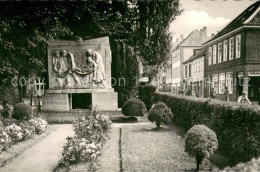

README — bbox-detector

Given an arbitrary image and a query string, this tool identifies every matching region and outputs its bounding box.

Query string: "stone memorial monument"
[42,37,118,112]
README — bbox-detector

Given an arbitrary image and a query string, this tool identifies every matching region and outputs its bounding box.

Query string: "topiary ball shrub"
[13,103,33,120]
[122,98,146,119]
[185,124,218,171]
[148,102,173,128]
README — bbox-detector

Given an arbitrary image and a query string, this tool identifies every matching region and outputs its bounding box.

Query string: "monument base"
[38,109,122,123]
[42,89,118,111]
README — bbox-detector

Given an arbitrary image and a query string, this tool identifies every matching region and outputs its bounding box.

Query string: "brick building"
[204,1,260,103]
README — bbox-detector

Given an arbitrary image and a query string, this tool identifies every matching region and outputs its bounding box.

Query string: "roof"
[183,49,206,64]
[204,1,260,45]
[173,30,209,51]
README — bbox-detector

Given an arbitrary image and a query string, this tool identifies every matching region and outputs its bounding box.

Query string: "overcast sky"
[169,0,257,40]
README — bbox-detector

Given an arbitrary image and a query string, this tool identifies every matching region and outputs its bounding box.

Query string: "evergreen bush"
[13,103,33,120]
[138,85,156,110]
[185,124,218,171]
[122,98,146,118]
[148,102,173,127]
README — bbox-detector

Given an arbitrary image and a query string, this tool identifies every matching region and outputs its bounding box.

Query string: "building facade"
[183,49,205,97]
[204,1,260,103]
[169,27,209,92]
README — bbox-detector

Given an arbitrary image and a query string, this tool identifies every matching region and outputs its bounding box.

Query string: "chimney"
[202,26,207,35]
[180,34,183,38]
[211,33,215,37]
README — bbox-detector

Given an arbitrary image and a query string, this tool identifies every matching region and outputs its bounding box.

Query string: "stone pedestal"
[92,92,118,110]
[42,36,118,117]
[42,89,118,111]
[42,94,69,111]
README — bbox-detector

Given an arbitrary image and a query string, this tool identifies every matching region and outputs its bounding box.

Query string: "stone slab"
[48,37,112,89]
[42,94,69,111]
[92,92,118,111]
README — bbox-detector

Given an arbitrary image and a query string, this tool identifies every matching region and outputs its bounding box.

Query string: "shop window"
[213,74,219,94]
[218,42,222,63]
[213,45,217,64]
[229,37,234,60]
[208,47,212,65]
[236,34,241,59]
[226,72,233,94]
[219,73,226,94]
[223,40,228,61]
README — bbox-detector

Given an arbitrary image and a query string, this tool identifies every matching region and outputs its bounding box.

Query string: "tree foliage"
[0,1,182,96]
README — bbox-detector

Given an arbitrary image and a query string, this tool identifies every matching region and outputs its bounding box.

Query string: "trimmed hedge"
[138,85,156,110]
[154,92,260,165]
[122,98,146,117]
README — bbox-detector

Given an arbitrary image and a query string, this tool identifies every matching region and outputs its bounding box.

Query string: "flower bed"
[57,108,112,171]
[0,118,48,154]
[153,92,260,165]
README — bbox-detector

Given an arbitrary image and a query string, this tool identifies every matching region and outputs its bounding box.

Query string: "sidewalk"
[0,124,74,172]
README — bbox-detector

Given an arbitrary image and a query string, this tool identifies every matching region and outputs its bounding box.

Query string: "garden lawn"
[121,123,215,172]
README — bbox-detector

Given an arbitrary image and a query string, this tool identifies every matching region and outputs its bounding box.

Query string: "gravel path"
[0,124,74,172]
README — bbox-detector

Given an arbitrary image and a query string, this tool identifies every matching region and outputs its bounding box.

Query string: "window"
[213,74,219,94]
[229,37,234,60]
[199,62,200,73]
[219,73,226,94]
[208,47,212,65]
[201,60,203,73]
[189,64,192,77]
[218,42,222,63]
[213,45,217,64]
[236,34,241,58]
[226,72,233,94]
[185,65,187,78]
[223,40,228,61]
[196,62,198,73]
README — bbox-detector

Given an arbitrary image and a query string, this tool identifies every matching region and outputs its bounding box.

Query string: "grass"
[121,123,216,172]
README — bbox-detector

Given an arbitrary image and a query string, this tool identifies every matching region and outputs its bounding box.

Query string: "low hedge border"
[154,92,260,165]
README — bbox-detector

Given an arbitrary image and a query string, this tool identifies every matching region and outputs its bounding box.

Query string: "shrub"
[29,118,48,135]
[5,124,24,143]
[0,120,3,129]
[138,85,156,110]
[58,108,112,170]
[73,109,112,143]
[0,131,11,153]
[59,137,102,167]
[153,92,260,164]
[20,121,36,140]
[185,124,218,171]
[223,157,260,172]
[1,103,14,120]
[122,98,146,117]
[13,103,33,120]
[148,102,173,128]
[0,86,20,106]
